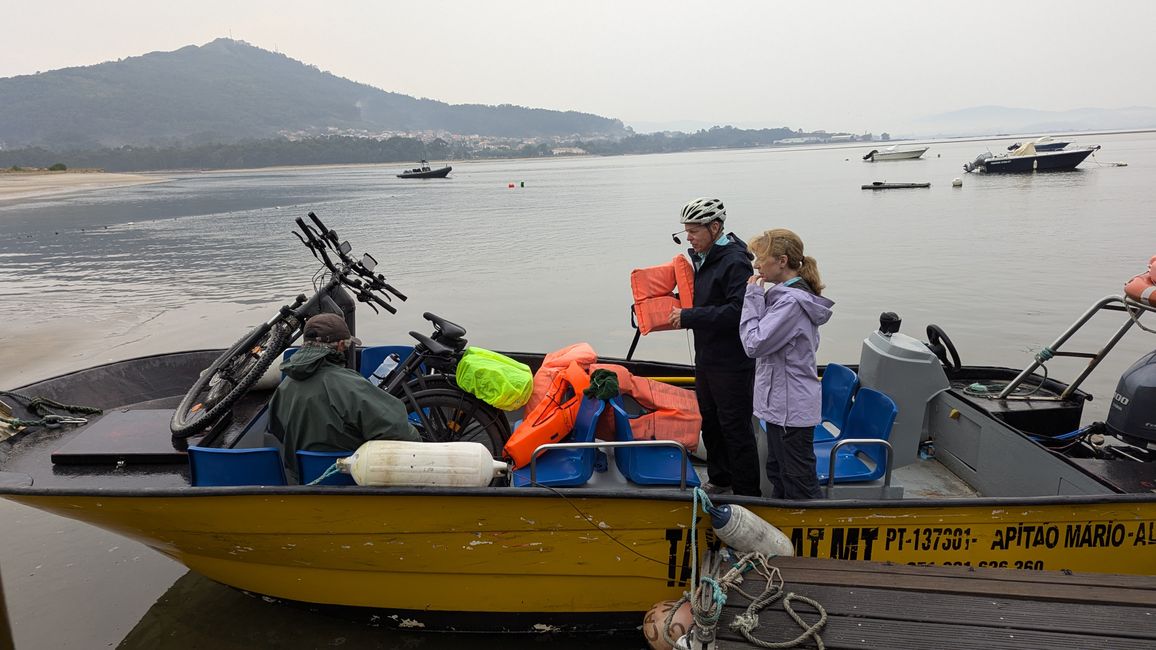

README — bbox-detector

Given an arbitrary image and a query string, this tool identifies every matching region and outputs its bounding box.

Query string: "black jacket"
[681,233,756,371]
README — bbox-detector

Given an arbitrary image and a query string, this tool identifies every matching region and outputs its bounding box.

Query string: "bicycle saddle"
[423,312,467,341]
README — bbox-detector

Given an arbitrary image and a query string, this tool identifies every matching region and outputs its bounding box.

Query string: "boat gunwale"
[3,481,1153,510]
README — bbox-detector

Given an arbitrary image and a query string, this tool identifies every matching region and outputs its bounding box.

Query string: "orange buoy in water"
[642,599,692,650]
[1124,255,1156,307]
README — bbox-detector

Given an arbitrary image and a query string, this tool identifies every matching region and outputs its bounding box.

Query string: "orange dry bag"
[503,361,591,468]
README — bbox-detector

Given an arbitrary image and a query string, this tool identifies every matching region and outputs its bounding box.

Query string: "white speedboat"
[862,145,929,161]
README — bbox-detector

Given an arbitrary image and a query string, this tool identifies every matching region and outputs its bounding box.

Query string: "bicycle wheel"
[401,379,511,457]
[170,320,294,437]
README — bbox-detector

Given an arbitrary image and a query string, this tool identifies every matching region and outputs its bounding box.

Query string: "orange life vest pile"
[502,343,701,469]
[1124,255,1156,307]
[630,256,695,335]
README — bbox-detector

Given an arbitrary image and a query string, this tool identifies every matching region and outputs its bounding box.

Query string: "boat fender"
[708,504,794,558]
[642,599,692,650]
[1123,256,1156,307]
[336,440,508,487]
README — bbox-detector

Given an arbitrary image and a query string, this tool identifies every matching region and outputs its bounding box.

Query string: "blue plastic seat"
[188,446,287,487]
[813,388,898,484]
[297,450,357,486]
[609,397,700,487]
[512,397,605,487]
[813,363,859,443]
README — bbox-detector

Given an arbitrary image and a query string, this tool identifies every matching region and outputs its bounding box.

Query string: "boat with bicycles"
[1,213,1154,632]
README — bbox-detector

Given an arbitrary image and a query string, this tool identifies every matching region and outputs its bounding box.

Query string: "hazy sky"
[3,1,1153,133]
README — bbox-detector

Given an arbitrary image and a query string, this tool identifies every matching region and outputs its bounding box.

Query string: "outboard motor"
[1105,349,1156,448]
[862,149,878,161]
[963,153,988,173]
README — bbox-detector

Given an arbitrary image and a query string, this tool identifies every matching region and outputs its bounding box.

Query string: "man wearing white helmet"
[668,198,760,497]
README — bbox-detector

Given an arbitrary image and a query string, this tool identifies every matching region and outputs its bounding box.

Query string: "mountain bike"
[169,212,510,455]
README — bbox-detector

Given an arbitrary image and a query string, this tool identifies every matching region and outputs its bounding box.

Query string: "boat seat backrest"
[840,388,899,467]
[297,450,356,486]
[357,345,417,380]
[188,446,287,487]
[821,364,859,431]
[511,397,605,487]
[609,397,700,487]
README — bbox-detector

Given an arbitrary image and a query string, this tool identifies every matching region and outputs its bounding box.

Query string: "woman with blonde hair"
[740,229,833,499]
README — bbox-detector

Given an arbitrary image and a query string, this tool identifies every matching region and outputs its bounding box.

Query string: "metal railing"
[826,438,894,489]
[997,295,1155,400]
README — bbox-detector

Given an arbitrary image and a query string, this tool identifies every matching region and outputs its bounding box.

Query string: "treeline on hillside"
[0,126,820,172]
[577,126,799,155]
[0,137,457,172]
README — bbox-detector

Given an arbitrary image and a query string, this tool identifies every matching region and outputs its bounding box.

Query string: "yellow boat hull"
[8,489,1155,628]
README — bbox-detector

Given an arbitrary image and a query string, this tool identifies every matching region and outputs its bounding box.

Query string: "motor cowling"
[1105,349,1156,448]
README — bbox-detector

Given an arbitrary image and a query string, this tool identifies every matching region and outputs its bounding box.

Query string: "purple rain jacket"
[739,280,834,427]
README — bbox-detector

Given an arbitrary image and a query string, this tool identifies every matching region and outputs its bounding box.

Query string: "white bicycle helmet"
[680,197,726,225]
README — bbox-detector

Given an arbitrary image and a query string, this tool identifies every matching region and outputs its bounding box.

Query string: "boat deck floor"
[713,557,1156,650]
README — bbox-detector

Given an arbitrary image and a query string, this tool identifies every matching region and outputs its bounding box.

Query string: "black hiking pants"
[695,367,760,497]
[764,422,823,500]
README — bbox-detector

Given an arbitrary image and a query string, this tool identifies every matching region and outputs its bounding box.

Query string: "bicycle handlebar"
[290,211,405,320]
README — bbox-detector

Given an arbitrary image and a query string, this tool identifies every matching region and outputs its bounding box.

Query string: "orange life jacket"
[631,256,695,335]
[503,361,591,469]
[589,363,700,452]
[1124,255,1156,307]
[524,342,598,414]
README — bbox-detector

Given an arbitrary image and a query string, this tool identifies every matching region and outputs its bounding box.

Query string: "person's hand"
[668,307,682,329]
[748,274,765,287]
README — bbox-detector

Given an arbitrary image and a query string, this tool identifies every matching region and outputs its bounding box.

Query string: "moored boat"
[964,142,1100,173]
[861,181,931,190]
[862,146,929,161]
[397,160,452,179]
[2,217,1155,632]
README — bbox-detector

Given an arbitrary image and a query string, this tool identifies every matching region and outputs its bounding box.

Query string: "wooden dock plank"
[715,615,1148,650]
[695,558,1156,650]
[767,557,1156,606]
[719,583,1155,639]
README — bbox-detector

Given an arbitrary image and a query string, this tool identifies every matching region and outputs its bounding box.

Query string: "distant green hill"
[0,38,626,150]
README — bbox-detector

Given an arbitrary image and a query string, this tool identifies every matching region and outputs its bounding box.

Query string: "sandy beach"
[0,170,168,202]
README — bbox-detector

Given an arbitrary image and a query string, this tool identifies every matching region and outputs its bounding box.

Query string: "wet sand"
[0,171,168,202]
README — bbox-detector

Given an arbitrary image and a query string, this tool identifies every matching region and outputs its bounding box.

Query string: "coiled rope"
[0,390,102,430]
[661,487,827,649]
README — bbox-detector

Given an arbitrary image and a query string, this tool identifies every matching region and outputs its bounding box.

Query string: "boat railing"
[998,295,1155,400]
[528,439,693,489]
[825,438,894,489]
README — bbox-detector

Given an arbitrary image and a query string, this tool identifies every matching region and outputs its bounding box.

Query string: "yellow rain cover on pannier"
[455,347,534,411]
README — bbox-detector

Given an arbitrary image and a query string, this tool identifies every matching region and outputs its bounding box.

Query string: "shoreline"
[0,171,170,203]
[5,128,1151,179]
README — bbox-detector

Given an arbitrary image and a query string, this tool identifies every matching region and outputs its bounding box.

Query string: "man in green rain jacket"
[270,313,420,482]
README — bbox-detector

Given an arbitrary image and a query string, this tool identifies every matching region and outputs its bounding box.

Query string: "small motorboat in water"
[397,160,452,179]
[861,181,931,190]
[862,145,929,161]
[964,142,1100,173]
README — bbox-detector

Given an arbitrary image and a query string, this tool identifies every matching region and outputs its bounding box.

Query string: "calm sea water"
[1,133,1155,648]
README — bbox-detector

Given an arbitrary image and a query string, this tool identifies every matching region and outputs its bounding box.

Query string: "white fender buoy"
[952,177,963,188]
[708,504,794,557]
[337,440,508,487]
